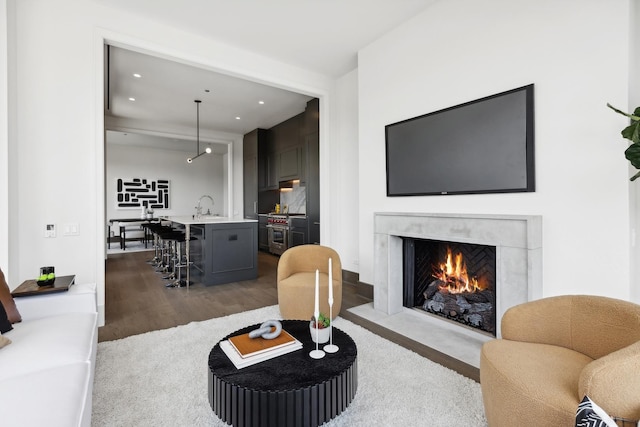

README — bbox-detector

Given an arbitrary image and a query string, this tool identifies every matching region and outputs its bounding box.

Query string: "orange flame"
[432,247,487,294]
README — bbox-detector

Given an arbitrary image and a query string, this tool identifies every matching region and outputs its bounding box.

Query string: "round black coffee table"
[208,320,358,427]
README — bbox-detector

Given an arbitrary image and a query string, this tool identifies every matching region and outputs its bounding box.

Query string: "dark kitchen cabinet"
[246,98,319,247]
[258,215,269,251]
[265,150,278,190]
[306,131,320,244]
[197,222,258,286]
[278,146,302,182]
[302,98,320,245]
[243,154,257,218]
[304,98,319,135]
[289,217,308,247]
[243,129,263,219]
[269,113,304,184]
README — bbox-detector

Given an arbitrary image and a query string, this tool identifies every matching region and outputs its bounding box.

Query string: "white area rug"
[93,305,488,426]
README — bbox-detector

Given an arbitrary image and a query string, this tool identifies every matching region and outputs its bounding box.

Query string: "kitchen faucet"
[195,195,214,219]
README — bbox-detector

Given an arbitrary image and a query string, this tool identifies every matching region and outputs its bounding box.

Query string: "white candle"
[314,269,320,320]
[328,257,333,303]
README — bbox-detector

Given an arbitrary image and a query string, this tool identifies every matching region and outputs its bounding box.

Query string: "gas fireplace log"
[464,313,483,327]
[444,296,465,317]
[468,302,493,313]
[464,291,491,303]
[424,299,444,313]
[456,295,472,311]
[423,280,443,300]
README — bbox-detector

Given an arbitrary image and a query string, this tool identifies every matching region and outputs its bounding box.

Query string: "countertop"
[161,216,258,225]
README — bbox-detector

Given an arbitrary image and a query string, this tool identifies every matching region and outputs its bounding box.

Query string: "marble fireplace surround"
[348,212,542,368]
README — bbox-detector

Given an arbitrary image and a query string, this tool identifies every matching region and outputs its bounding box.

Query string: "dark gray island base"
[190,221,258,286]
[162,216,258,287]
[208,320,358,427]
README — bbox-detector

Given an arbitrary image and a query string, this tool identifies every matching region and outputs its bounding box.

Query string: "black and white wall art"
[116,178,170,209]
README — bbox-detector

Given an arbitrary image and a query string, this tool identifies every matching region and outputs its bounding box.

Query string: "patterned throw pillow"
[0,267,21,323]
[576,395,618,427]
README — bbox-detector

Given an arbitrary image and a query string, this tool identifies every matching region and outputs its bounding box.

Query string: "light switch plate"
[63,223,79,236]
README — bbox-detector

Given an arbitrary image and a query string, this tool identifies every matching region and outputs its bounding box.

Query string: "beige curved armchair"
[480,295,640,426]
[277,245,342,321]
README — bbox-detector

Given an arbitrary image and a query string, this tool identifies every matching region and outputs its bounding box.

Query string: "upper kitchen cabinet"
[264,149,279,191]
[278,146,303,182]
[303,98,319,136]
[269,113,305,183]
[243,129,267,219]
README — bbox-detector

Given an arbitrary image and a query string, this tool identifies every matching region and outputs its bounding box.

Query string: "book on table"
[221,329,302,369]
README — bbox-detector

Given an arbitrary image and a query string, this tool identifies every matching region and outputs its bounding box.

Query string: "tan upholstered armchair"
[277,245,342,321]
[480,295,640,426]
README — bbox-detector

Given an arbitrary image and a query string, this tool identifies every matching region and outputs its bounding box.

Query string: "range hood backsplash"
[280,181,306,214]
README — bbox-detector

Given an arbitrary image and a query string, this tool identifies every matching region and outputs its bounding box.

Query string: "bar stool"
[146,224,169,265]
[141,222,153,249]
[165,233,189,288]
[151,226,178,272]
[157,230,185,279]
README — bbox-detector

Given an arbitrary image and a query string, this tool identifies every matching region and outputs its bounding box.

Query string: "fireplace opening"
[402,238,497,336]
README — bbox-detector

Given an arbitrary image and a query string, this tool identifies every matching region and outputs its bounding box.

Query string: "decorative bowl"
[36,278,55,287]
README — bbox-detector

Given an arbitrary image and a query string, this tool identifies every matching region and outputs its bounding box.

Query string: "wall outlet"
[44,223,56,238]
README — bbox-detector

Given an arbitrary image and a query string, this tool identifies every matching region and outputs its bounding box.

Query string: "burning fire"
[432,247,487,294]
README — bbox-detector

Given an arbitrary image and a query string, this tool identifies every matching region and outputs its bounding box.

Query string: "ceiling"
[105,46,313,154]
[101,0,437,153]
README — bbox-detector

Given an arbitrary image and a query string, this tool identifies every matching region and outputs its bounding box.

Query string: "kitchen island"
[162,216,258,287]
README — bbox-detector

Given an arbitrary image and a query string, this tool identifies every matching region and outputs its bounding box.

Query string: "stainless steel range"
[267,214,289,255]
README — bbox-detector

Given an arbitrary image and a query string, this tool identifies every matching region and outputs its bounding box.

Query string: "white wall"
[333,69,360,272]
[630,0,640,303]
[106,143,226,222]
[3,0,334,323]
[357,0,633,300]
[0,1,8,276]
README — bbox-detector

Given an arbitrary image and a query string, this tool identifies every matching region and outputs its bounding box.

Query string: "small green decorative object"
[312,313,330,329]
[607,103,640,181]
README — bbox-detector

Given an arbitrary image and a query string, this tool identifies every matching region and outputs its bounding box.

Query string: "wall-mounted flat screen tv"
[385,84,535,196]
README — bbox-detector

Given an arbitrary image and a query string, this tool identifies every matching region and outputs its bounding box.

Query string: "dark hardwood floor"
[101,249,479,381]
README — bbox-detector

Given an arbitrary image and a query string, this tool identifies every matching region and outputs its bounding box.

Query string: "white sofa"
[0,283,98,427]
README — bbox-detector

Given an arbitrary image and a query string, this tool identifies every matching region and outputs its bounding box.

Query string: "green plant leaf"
[624,143,640,169]
[607,103,640,121]
[317,313,330,327]
[622,122,640,143]
[608,103,640,181]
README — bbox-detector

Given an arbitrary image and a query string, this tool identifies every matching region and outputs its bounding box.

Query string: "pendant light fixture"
[187,99,212,163]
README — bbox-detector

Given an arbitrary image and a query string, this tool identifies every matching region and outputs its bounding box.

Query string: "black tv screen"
[385,84,534,196]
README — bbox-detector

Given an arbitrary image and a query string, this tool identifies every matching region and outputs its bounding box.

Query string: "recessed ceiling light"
[133,73,142,78]
[235,116,241,120]
[258,100,265,105]
[128,97,136,101]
